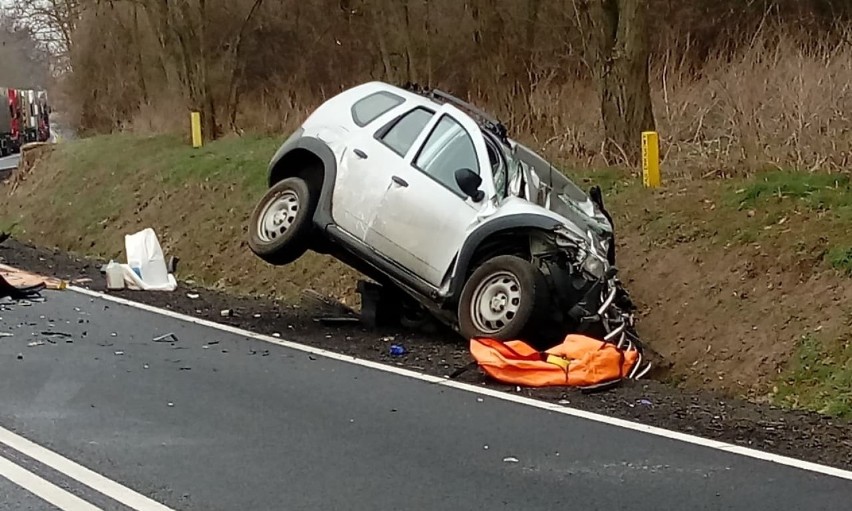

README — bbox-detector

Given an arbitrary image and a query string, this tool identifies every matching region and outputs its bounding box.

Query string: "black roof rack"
[401,82,509,144]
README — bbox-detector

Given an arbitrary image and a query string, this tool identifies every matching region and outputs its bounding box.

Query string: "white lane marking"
[0,455,101,510]
[0,426,175,511]
[70,286,852,482]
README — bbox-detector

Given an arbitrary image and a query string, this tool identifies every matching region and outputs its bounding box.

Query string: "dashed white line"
[0,426,174,511]
[0,455,101,511]
[69,285,852,482]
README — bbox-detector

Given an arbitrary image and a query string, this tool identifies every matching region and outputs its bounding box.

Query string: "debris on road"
[41,331,72,338]
[316,315,360,325]
[152,332,178,343]
[187,293,200,299]
[0,273,45,300]
[502,457,520,463]
[1,264,66,293]
[27,341,44,347]
[105,260,124,290]
[389,344,406,357]
[0,332,13,337]
[114,350,124,356]
[109,228,177,292]
[219,309,233,317]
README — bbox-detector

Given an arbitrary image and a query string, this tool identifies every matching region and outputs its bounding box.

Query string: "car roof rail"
[401,82,509,143]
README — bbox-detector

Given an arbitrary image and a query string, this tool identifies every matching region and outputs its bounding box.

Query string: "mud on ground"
[3,237,852,471]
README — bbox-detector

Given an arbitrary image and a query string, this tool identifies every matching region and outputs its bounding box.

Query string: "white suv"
[248,81,640,347]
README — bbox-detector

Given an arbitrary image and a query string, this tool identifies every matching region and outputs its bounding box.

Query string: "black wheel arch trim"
[448,214,562,301]
[267,133,338,229]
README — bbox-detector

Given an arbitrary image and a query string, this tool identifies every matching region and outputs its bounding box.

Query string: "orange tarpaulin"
[0,264,66,290]
[470,335,641,389]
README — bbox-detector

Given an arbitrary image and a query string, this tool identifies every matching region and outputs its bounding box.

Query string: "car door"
[366,104,495,287]
[332,106,435,241]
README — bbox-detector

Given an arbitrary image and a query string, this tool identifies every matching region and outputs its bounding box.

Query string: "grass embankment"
[2,134,852,416]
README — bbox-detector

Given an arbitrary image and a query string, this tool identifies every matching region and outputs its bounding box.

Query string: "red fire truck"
[1,87,50,156]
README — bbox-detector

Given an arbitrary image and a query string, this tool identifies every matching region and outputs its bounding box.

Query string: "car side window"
[413,115,479,196]
[377,107,434,156]
[351,91,405,127]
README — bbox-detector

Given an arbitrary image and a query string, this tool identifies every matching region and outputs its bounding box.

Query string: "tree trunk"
[581,0,655,165]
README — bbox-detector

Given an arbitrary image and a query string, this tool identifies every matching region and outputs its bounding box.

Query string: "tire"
[458,255,550,342]
[248,177,318,265]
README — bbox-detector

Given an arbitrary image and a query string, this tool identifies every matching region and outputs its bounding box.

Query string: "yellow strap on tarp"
[545,354,571,371]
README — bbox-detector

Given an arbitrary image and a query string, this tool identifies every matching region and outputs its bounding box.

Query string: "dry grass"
[167,29,851,182]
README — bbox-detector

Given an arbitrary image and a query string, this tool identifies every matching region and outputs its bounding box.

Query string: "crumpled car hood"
[507,142,613,239]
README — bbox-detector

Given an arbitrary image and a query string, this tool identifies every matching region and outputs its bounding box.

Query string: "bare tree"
[575,0,655,164]
[0,15,50,87]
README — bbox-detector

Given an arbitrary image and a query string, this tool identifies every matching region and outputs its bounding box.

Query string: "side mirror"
[455,168,484,202]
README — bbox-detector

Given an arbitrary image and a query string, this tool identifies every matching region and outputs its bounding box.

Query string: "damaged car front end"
[495,136,646,369]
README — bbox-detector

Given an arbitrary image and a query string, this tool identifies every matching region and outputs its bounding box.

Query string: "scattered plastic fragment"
[27,341,44,347]
[41,331,72,338]
[167,402,174,407]
[558,399,571,405]
[389,344,406,356]
[503,457,519,463]
[483,445,489,450]
[253,313,261,318]
[317,316,360,325]
[476,398,484,403]
[143,363,149,369]
[638,398,653,407]
[220,309,233,317]
[187,293,200,299]
[114,350,124,356]
[153,333,178,343]
[272,332,281,338]
[0,332,13,337]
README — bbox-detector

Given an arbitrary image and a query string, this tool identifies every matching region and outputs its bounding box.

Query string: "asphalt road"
[1,290,851,510]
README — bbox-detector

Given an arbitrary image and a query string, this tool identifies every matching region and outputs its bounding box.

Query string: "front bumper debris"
[565,277,652,380]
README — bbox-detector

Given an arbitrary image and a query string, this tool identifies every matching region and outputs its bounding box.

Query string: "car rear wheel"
[248,177,317,265]
[458,255,550,342]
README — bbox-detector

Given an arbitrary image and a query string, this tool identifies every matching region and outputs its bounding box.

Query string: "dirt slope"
[3,135,851,414]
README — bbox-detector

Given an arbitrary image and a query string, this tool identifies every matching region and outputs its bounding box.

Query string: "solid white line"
[69,285,852,482]
[0,455,101,511]
[0,426,174,511]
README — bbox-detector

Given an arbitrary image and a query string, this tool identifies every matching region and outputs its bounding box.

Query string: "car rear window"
[351,91,405,127]
[378,107,434,156]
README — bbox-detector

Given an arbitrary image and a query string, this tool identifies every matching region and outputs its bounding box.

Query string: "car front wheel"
[248,177,316,265]
[458,255,550,342]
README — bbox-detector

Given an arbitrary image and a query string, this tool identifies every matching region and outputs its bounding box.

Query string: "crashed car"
[248,81,641,349]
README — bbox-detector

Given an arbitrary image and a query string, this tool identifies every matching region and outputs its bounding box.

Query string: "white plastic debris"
[105,261,125,290]
[118,228,177,291]
[503,457,519,463]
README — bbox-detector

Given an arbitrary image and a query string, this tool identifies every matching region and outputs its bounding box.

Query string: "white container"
[105,261,125,290]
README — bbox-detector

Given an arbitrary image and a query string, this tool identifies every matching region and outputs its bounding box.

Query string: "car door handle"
[391,176,409,187]
[353,148,368,159]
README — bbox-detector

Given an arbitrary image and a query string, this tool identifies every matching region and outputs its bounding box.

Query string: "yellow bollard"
[190,111,203,148]
[641,131,661,188]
